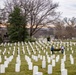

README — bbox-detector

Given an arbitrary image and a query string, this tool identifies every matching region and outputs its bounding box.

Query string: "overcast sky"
[53,0,76,18]
[0,0,76,18]
[0,0,4,8]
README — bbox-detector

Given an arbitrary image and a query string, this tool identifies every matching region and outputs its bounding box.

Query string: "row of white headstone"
[0,55,13,73]
[0,41,75,75]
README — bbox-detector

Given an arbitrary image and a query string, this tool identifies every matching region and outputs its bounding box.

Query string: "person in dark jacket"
[51,45,54,54]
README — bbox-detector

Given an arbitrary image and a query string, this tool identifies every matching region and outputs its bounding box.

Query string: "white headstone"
[61,59,64,63]
[48,65,52,74]
[56,55,59,62]
[15,64,20,72]
[28,62,33,70]
[42,60,46,68]
[52,59,55,67]
[61,63,65,71]
[33,66,38,75]
[4,61,9,68]
[71,58,74,64]
[35,72,43,75]
[47,57,50,63]
[63,55,66,61]
[43,56,45,60]
[0,64,5,73]
[61,69,68,75]
[72,50,73,54]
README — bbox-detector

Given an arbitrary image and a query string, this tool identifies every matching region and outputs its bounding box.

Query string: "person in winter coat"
[51,45,54,54]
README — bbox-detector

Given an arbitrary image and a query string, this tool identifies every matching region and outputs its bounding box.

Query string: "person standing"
[61,45,64,54]
[51,45,54,54]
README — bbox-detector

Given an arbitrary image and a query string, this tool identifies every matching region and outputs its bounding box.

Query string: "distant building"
[33,25,55,38]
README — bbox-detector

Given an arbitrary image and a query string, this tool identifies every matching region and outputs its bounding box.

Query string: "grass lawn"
[0,41,76,75]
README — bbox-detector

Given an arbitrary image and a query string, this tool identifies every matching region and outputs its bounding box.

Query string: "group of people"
[51,45,65,54]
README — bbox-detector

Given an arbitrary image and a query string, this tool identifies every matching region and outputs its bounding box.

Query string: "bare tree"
[0,9,7,23]
[64,17,76,39]
[54,20,65,39]
[3,0,59,37]
[64,17,76,26]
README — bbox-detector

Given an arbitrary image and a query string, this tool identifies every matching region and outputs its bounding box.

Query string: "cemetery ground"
[0,41,76,75]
